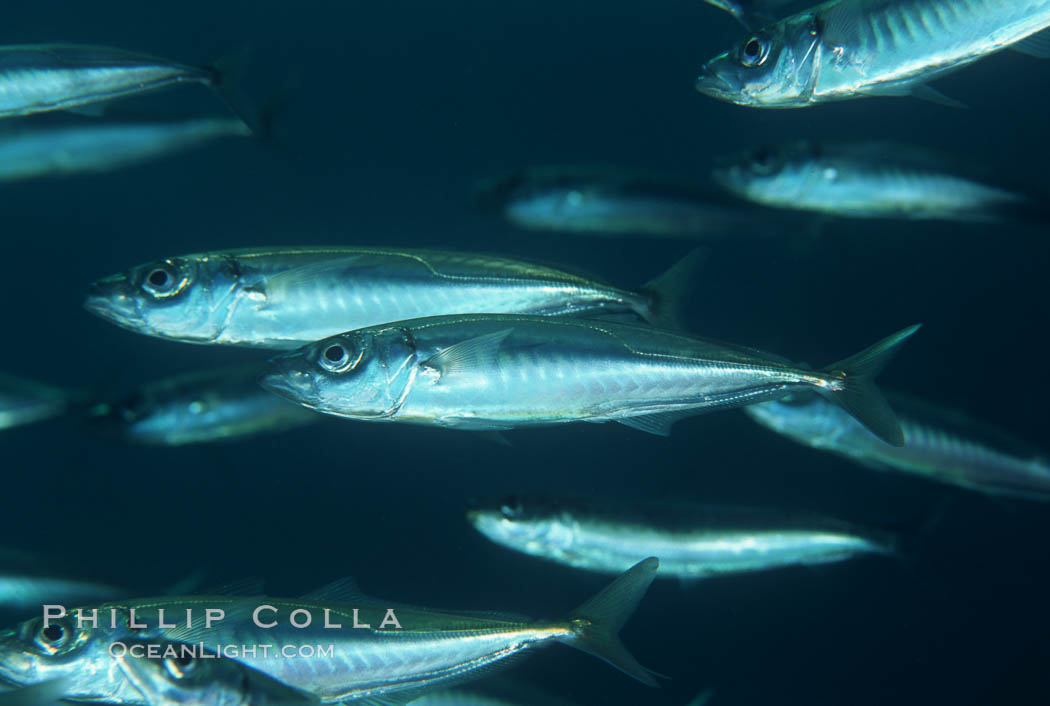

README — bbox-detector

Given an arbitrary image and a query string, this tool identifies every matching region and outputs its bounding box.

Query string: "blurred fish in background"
[746,392,1050,500]
[85,365,321,446]
[0,372,79,432]
[475,166,770,239]
[0,116,252,182]
[468,496,897,578]
[712,140,1046,223]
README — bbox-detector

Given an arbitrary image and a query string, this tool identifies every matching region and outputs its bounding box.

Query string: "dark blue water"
[2,2,1049,704]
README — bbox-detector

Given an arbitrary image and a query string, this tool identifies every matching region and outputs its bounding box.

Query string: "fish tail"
[556,556,661,687]
[640,247,707,330]
[817,324,921,447]
[206,46,257,132]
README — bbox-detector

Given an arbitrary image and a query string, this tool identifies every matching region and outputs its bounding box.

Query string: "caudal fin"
[819,324,921,447]
[641,248,707,330]
[557,556,661,687]
[207,46,257,132]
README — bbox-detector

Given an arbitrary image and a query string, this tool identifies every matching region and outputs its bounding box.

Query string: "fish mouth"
[694,62,737,100]
[258,357,319,407]
[83,277,141,328]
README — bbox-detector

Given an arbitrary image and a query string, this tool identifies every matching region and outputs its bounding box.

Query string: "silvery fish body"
[0,559,659,703]
[746,392,1050,500]
[0,118,251,181]
[261,314,918,445]
[713,140,1031,221]
[84,247,698,349]
[87,366,319,446]
[696,0,1050,107]
[0,44,220,118]
[115,640,318,706]
[0,373,74,431]
[476,167,759,237]
[468,496,896,578]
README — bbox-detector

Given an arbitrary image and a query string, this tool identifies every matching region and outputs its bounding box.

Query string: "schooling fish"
[0,117,251,182]
[0,373,77,432]
[260,314,919,445]
[475,167,763,238]
[86,365,320,446]
[468,496,896,577]
[0,43,245,119]
[745,392,1050,500]
[83,247,702,349]
[695,0,1050,108]
[115,640,319,706]
[712,140,1035,222]
[0,558,661,703]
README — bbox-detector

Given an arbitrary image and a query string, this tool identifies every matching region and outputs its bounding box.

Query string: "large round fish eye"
[163,653,197,679]
[318,338,362,373]
[749,147,780,175]
[35,620,71,653]
[140,262,185,299]
[739,34,771,68]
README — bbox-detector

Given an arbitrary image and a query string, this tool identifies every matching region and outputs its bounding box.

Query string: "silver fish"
[86,365,320,446]
[475,167,762,238]
[468,496,896,578]
[712,140,1033,221]
[0,558,660,703]
[0,117,251,182]
[0,373,75,431]
[0,43,240,118]
[114,640,319,706]
[260,314,918,445]
[695,0,1050,108]
[745,392,1050,500]
[83,247,701,349]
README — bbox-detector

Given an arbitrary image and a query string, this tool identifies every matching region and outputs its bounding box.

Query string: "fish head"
[467,496,575,556]
[0,612,139,702]
[115,642,246,706]
[695,13,821,107]
[260,326,417,420]
[712,139,819,204]
[83,254,244,344]
[743,392,848,448]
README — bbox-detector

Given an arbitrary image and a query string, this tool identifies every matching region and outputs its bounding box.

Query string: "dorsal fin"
[300,577,367,603]
[201,578,266,596]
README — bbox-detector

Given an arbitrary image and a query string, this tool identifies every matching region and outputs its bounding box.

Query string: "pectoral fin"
[422,329,513,378]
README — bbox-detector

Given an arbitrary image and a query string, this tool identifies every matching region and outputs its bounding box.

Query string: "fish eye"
[740,34,770,68]
[750,147,780,175]
[40,623,65,644]
[35,620,72,653]
[500,499,523,519]
[164,654,197,679]
[140,263,183,298]
[318,339,361,373]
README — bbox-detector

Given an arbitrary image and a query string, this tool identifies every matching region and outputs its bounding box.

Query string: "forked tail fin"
[557,556,661,687]
[818,324,921,447]
[641,248,707,330]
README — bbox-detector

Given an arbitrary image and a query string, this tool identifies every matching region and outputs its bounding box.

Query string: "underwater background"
[2,1,1049,704]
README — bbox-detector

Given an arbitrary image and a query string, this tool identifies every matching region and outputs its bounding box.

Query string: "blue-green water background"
[2,1,1049,704]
